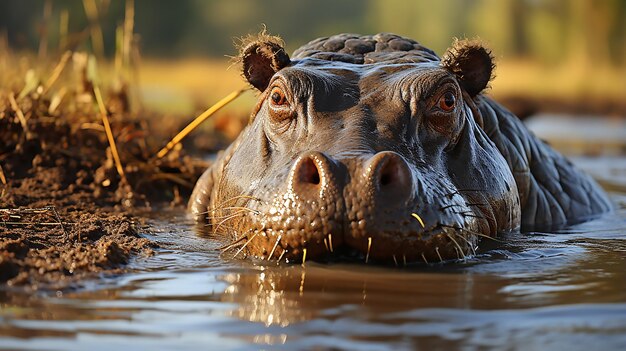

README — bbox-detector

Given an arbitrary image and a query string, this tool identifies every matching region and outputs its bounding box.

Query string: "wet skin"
[189,33,612,263]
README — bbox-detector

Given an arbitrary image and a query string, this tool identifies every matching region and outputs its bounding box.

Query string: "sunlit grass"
[136,59,256,115]
[134,58,626,116]
[491,59,626,100]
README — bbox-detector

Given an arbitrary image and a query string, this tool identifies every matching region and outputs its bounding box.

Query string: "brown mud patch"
[0,209,153,288]
[0,53,233,289]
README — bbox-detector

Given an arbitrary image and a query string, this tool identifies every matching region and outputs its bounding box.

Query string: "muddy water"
[1,116,626,350]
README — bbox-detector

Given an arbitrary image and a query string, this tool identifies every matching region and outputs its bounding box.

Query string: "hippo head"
[200,34,521,264]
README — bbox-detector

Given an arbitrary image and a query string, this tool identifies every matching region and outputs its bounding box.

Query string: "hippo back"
[476,97,612,228]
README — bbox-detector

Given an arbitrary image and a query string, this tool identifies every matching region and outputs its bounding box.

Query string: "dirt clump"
[0,209,154,288]
[0,52,229,289]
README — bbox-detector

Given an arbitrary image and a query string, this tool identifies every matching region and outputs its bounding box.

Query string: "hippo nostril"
[379,161,397,188]
[377,155,409,189]
[297,157,321,185]
[365,151,414,203]
[309,172,321,185]
[290,152,338,197]
[380,173,392,186]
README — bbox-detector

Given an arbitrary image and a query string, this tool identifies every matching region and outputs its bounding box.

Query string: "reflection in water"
[220,264,504,328]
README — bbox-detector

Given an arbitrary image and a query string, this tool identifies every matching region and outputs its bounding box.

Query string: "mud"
[0,54,221,289]
[0,209,153,288]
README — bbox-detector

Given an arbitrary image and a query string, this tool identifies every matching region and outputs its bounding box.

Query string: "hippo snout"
[274,150,425,261]
[288,151,414,207]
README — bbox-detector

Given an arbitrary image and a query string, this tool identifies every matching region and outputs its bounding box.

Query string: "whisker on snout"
[440,224,502,243]
[198,195,262,216]
[233,231,260,259]
[455,210,495,222]
[328,233,334,253]
[446,233,466,259]
[278,249,287,263]
[209,210,256,225]
[217,236,247,252]
[219,206,262,213]
[216,195,261,207]
[267,234,282,261]
[411,213,426,228]
[454,233,478,255]
[211,211,250,233]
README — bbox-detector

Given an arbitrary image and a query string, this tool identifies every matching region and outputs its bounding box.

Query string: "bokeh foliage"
[1,0,624,66]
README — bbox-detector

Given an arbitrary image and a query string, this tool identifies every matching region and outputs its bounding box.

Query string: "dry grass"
[136,59,257,114]
[134,58,626,117]
[156,88,249,159]
[491,59,626,100]
[0,48,212,208]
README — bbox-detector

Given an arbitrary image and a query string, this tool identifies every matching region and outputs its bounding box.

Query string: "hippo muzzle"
[220,149,484,263]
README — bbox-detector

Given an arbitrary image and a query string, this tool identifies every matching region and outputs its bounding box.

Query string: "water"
[1,116,625,350]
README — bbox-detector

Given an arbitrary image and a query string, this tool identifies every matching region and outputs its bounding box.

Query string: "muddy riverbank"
[0,54,220,288]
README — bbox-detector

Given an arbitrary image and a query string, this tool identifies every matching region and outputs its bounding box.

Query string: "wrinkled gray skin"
[189,33,612,263]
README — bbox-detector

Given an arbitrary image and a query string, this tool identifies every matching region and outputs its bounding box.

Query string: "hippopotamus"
[189,33,612,264]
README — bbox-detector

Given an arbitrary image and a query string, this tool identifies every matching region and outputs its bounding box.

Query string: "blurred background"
[1,0,625,151]
[3,1,625,62]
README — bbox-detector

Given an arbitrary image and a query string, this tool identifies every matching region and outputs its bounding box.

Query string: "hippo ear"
[239,36,291,91]
[441,39,495,97]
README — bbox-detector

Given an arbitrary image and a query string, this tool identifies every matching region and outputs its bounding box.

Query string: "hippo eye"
[438,91,456,112]
[270,87,288,106]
